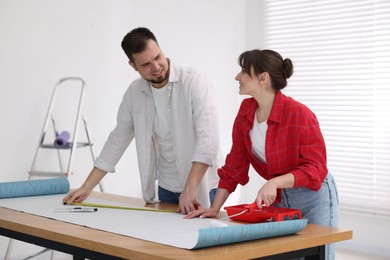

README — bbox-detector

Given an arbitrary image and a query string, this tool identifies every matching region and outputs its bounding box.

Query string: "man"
[63,27,220,214]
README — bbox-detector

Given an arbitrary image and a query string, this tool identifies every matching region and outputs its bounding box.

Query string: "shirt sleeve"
[218,106,251,193]
[190,71,220,167]
[291,112,328,191]
[94,86,135,172]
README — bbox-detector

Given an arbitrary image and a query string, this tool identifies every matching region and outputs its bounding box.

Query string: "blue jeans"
[158,186,217,206]
[274,173,339,260]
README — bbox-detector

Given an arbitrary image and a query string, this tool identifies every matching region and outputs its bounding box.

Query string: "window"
[264,0,390,216]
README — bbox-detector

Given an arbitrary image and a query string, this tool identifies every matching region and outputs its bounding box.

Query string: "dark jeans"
[158,186,217,205]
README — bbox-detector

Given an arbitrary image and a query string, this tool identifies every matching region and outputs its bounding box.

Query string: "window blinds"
[263,0,390,216]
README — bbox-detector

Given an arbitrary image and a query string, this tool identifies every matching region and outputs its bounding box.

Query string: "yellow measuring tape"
[66,202,176,213]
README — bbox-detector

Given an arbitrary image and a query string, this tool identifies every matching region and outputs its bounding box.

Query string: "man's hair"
[121,27,158,62]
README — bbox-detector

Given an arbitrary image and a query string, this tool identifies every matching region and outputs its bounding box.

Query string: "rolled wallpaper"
[0,178,70,199]
[54,131,71,148]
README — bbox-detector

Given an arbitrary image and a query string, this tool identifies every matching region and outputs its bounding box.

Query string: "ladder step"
[40,142,93,149]
[29,171,69,177]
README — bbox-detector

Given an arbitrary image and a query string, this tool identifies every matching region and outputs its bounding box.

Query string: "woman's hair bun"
[283,58,293,79]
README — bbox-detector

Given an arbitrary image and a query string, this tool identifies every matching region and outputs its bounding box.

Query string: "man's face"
[129,39,169,88]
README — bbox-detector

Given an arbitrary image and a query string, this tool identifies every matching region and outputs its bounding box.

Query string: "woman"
[186,49,339,260]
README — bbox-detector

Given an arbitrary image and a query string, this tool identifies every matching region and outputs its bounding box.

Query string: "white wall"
[1,0,389,259]
[0,0,246,257]
[338,210,390,257]
[0,0,244,199]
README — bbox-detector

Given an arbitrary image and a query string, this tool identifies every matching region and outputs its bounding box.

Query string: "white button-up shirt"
[94,61,221,206]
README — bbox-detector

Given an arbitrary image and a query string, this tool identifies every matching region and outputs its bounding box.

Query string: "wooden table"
[0,192,352,260]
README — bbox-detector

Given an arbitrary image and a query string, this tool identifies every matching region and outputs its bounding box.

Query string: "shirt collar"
[242,90,285,124]
[167,59,179,83]
[268,91,285,124]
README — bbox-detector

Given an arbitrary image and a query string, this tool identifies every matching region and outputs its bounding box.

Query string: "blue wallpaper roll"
[195,219,308,249]
[0,178,70,199]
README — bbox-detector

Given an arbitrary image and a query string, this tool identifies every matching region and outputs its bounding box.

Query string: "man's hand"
[62,186,92,204]
[62,167,107,204]
[178,162,209,214]
[177,188,201,214]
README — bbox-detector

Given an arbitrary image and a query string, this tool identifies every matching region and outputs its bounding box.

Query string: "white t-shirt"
[250,113,268,163]
[151,83,182,192]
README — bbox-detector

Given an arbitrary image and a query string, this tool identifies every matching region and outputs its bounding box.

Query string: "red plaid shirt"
[218,91,328,203]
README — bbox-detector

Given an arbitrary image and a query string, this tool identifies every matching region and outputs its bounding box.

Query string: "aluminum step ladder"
[4,77,103,260]
[28,77,101,182]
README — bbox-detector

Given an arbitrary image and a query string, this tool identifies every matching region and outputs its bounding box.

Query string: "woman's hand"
[256,174,295,207]
[184,207,219,219]
[256,180,278,207]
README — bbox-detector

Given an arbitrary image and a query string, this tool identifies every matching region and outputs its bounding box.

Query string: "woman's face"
[235,67,261,96]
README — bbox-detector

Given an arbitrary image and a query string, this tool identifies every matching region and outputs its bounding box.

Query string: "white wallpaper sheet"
[0,194,307,249]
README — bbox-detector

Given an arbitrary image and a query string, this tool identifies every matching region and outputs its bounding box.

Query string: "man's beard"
[149,74,168,84]
[149,67,170,85]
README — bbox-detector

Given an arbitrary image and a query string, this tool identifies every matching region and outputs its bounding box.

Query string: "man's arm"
[178,162,209,214]
[62,167,107,204]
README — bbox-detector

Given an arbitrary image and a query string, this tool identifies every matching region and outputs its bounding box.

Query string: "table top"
[0,191,353,260]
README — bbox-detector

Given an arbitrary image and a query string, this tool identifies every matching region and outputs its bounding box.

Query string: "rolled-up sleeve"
[290,115,327,190]
[187,71,220,167]
[94,87,135,173]
[218,111,251,193]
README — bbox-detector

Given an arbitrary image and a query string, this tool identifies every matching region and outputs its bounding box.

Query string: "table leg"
[305,245,325,260]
